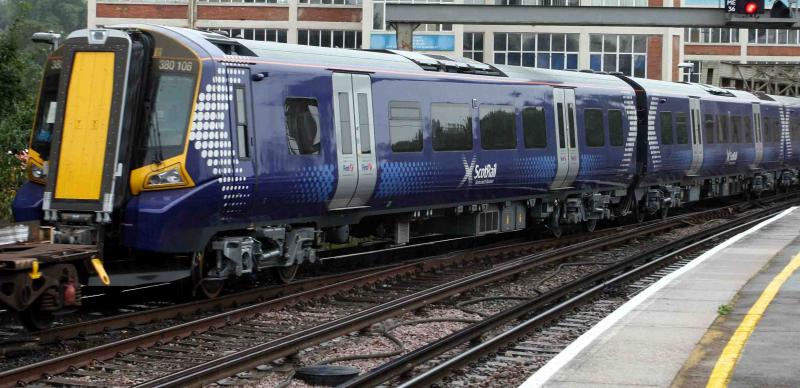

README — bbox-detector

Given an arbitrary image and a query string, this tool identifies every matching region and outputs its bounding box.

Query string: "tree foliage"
[0,0,86,222]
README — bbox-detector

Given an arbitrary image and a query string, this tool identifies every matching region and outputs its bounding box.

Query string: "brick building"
[89,0,800,90]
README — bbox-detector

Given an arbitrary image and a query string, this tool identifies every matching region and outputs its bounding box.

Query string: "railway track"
[0,194,789,386]
[339,200,798,387]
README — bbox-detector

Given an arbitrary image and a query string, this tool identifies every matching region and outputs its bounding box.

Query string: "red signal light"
[745,1,758,14]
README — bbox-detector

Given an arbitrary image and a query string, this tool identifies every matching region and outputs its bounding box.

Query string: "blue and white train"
[5,24,800,325]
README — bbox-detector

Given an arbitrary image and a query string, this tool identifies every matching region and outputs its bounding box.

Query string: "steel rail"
[367,203,797,388]
[0,227,600,386]
[0,195,777,386]
[133,213,714,387]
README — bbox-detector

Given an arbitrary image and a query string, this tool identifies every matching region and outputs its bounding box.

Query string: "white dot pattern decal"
[189,65,253,218]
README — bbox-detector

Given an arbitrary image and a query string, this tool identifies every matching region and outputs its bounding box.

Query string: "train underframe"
[4,167,798,330]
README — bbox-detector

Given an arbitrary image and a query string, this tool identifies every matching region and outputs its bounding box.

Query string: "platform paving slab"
[535,208,800,388]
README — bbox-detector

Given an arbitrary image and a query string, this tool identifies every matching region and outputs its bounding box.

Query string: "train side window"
[731,116,753,143]
[567,103,577,148]
[285,98,321,155]
[743,116,753,143]
[660,112,674,145]
[522,106,547,148]
[389,101,423,152]
[791,118,800,141]
[234,86,250,158]
[703,114,715,145]
[479,104,517,150]
[357,93,371,154]
[675,112,689,144]
[608,110,624,146]
[584,108,604,147]
[338,93,353,154]
[432,103,473,151]
[763,117,772,143]
[717,115,728,143]
[556,103,566,148]
[730,115,741,143]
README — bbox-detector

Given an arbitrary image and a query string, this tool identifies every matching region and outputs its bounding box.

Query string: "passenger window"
[743,116,753,143]
[584,108,604,147]
[432,103,473,151]
[660,112,674,145]
[338,93,353,154]
[479,104,517,150]
[733,116,746,143]
[730,115,741,143]
[703,114,715,145]
[357,93,371,154]
[763,118,772,143]
[608,110,624,146]
[285,98,321,155]
[716,115,726,143]
[675,112,689,144]
[556,103,566,148]
[522,106,547,148]
[567,103,577,148]
[234,87,250,158]
[389,101,423,152]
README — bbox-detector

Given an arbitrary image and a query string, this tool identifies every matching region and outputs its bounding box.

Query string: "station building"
[90,0,800,93]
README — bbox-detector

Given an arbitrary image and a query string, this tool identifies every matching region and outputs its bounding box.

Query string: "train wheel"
[190,252,224,299]
[19,308,54,331]
[274,265,299,284]
[634,204,645,223]
[584,218,598,232]
[549,205,563,238]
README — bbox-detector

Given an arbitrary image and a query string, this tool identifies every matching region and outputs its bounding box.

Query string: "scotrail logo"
[460,155,498,187]
[726,148,738,165]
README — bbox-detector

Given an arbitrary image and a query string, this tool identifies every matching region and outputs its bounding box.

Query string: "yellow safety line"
[706,251,800,388]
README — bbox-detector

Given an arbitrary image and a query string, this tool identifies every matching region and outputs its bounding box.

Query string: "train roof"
[111,25,800,102]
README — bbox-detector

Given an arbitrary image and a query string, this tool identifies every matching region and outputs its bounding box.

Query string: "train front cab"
[6,25,206,328]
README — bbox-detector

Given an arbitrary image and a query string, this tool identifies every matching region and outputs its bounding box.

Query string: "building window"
[298,29,362,49]
[463,32,484,62]
[684,28,739,44]
[590,0,646,5]
[299,0,361,4]
[589,34,647,77]
[748,29,800,45]
[199,0,288,3]
[206,28,287,43]
[494,0,579,5]
[493,33,579,70]
[373,0,453,32]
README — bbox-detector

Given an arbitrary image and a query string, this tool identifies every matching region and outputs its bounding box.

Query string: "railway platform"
[520,206,800,388]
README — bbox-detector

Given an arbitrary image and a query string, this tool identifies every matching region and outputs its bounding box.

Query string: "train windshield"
[31,68,61,159]
[143,73,195,163]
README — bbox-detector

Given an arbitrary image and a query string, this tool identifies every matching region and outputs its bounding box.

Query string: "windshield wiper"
[147,103,165,165]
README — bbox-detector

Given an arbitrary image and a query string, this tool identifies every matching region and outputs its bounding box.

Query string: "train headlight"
[28,161,47,184]
[145,165,185,188]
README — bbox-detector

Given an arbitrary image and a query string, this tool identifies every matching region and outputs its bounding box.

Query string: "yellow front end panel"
[55,52,116,200]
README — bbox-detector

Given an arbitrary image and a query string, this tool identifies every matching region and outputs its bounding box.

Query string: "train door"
[226,66,256,213]
[550,88,579,189]
[752,103,764,167]
[687,98,703,176]
[329,73,378,209]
